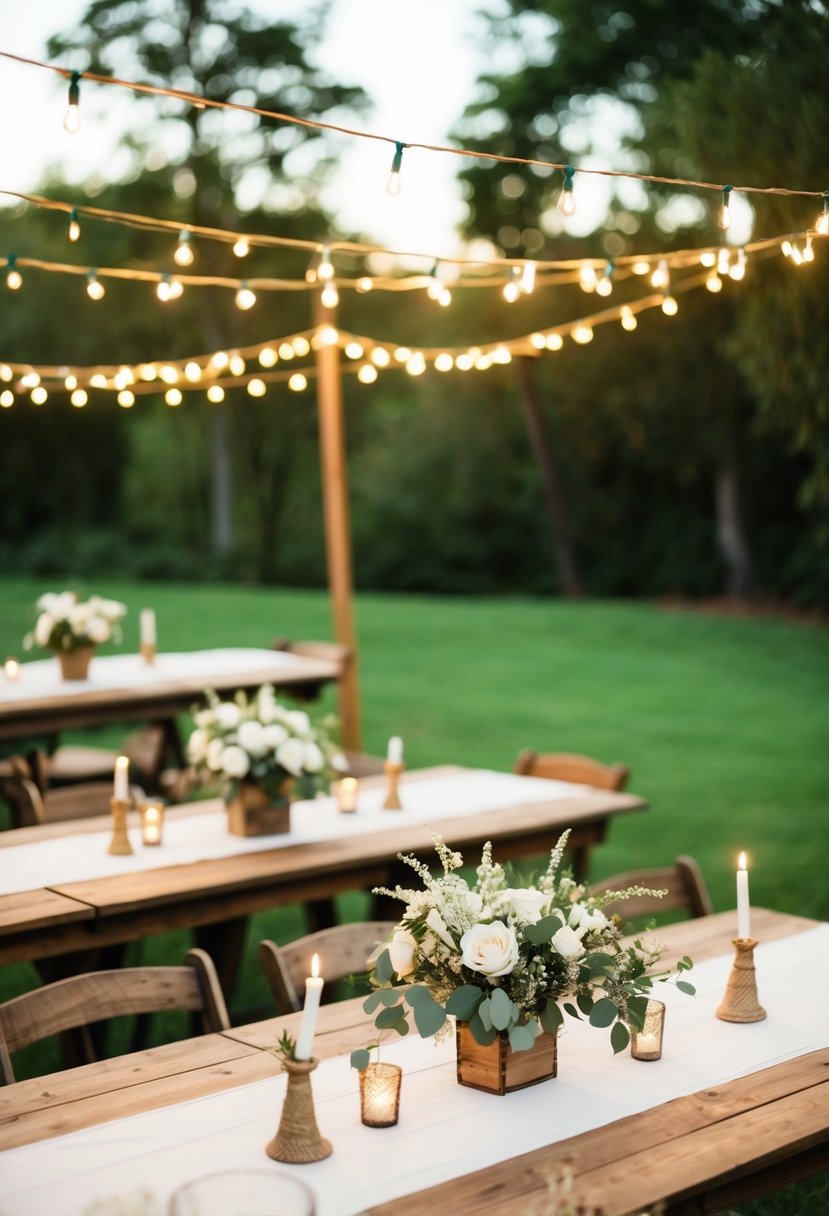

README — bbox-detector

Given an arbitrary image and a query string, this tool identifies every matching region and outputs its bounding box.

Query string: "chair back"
[587,855,713,923]
[0,948,229,1084]
[513,749,630,791]
[259,922,396,1015]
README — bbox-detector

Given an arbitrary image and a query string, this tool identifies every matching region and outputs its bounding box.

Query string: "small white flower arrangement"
[187,684,348,802]
[24,590,127,654]
[354,832,694,1065]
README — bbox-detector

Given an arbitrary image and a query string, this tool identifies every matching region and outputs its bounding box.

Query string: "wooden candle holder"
[382,760,404,810]
[107,797,134,856]
[140,641,156,666]
[716,938,766,1023]
[266,1057,332,1164]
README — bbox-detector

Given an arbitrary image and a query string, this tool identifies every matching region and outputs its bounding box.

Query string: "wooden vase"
[455,1021,558,1094]
[227,777,292,837]
[56,645,95,681]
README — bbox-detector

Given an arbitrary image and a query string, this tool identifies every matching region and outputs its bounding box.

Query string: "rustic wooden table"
[0,909,823,1216]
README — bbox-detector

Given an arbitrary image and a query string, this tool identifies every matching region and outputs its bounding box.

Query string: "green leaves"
[350,1048,371,1071]
[405,986,446,1037]
[524,915,564,945]
[540,999,563,1036]
[588,997,619,1028]
[374,949,394,984]
[375,1005,407,1030]
[610,1022,630,1055]
[489,987,514,1031]
[677,980,696,995]
[508,1022,537,1052]
[445,984,483,1021]
[468,1009,498,1046]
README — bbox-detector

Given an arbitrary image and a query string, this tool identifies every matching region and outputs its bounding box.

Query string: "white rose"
[187,728,209,763]
[100,598,126,621]
[220,744,250,779]
[262,723,289,749]
[34,613,55,647]
[51,592,77,620]
[387,927,417,979]
[551,925,585,960]
[276,737,306,777]
[69,604,91,631]
[206,738,226,771]
[330,752,349,773]
[86,616,110,644]
[237,720,267,756]
[285,710,311,737]
[460,921,519,978]
[302,741,325,773]
[425,907,457,950]
[36,592,60,613]
[578,909,608,936]
[193,709,213,728]
[505,888,549,924]
[214,702,242,730]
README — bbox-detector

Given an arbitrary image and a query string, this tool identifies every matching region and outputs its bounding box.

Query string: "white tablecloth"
[1,926,826,1216]
[0,648,322,703]
[0,770,583,895]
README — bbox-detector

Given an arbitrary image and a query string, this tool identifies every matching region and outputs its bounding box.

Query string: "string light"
[595,261,614,297]
[292,336,311,357]
[228,354,246,375]
[345,342,364,359]
[288,373,308,391]
[803,235,815,263]
[356,276,373,293]
[357,364,378,384]
[207,384,225,402]
[706,271,723,292]
[64,374,77,389]
[719,184,733,231]
[184,361,202,382]
[236,281,256,310]
[117,390,135,408]
[165,388,183,406]
[434,353,454,371]
[502,267,522,303]
[557,165,576,217]
[729,249,747,280]
[21,372,40,387]
[68,208,81,243]
[0,391,13,407]
[63,70,81,133]
[632,260,650,275]
[717,247,730,275]
[816,191,829,236]
[650,259,669,290]
[318,247,334,281]
[571,323,593,344]
[86,271,105,300]
[545,333,563,350]
[385,141,405,197]
[247,378,266,397]
[427,264,452,307]
[320,282,339,309]
[370,347,391,367]
[620,305,638,332]
[258,347,277,367]
[519,261,536,294]
[5,256,22,291]
[278,342,295,360]
[159,365,179,384]
[232,237,249,257]
[31,386,48,404]
[661,294,679,316]
[174,230,194,267]
[579,263,598,293]
[70,388,87,407]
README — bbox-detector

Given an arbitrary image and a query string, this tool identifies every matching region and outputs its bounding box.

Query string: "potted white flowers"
[355,833,694,1094]
[23,590,127,680]
[187,684,347,836]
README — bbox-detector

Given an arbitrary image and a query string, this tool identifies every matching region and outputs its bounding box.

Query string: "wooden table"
[0,909,824,1216]
[0,647,340,746]
[0,767,646,987]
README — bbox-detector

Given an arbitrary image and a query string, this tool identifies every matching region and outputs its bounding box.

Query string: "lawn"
[1,578,828,1212]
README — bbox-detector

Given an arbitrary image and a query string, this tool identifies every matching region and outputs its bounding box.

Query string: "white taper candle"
[294,953,324,1061]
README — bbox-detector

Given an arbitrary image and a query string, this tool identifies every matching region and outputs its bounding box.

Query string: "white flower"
[214,702,242,730]
[193,709,213,728]
[219,744,250,779]
[276,737,306,777]
[237,719,267,757]
[86,616,111,644]
[551,924,585,960]
[505,888,549,924]
[262,723,289,749]
[206,738,226,771]
[460,921,519,978]
[577,908,608,936]
[302,741,325,773]
[285,709,311,737]
[425,908,457,950]
[387,927,418,979]
[187,728,209,763]
[34,613,55,647]
[330,752,349,772]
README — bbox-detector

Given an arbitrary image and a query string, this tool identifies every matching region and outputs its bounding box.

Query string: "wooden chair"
[587,855,713,923]
[259,922,396,1015]
[45,726,168,791]
[0,948,230,1084]
[0,754,146,828]
[513,748,630,791]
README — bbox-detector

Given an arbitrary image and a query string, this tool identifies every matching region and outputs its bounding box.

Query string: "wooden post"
[314,291,362,751]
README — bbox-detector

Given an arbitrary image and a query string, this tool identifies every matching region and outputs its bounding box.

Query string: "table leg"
[195,916,249,1006]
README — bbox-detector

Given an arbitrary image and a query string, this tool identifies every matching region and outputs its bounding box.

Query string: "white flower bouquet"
[187,684,347,802]
[24,590,127,654]
[355,833,694,1064]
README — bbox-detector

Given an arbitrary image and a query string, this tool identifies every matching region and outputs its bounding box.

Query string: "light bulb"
[596,277,613,297]
[174,231,194,267]
[86,273,105,301]
[579,264,598,293]
[437,286,452,307]
[370,347,391,367]
[247,378,266,397]
[545,333,563,351]
[207,385,225,403]
[117,390,135,408]
[557,165,576,217]
[620,306,638,331]
[632,260,650,276]
[717,248,730,275]
[719,185,732,231]
[318,247,334,281]
[159,365,178,384]
[31,386,47,405]
[65,374,77,390]
[0,391,13,407]
[21,372,40,388]
[661,294,678,316]
[781,240,793,259]
[278,343,295,360]
[502,267,522,302]
[156,277,171,302]
[165,388,183,406]
[167,279,183,300]
[729,250,747,281]
[236,283,257,310]
[803,235,815,263]
[650,259,669,290]
[259,347,278,368]
[345,342,364,360]
[233,238,249,258]
[68,210,81,243]
[70,388,88,407]
[63,72,81,132]
[229,355,246,376]
[320,283,339,309]
[434,353,454,371]
[816,210,829,236]
[288,373,308,391]
[519,261,536,294]
[184,362,202,382]
[293,336,311,357]
[356,276,373,293]
[706,272,723,293]
[530,333,546,351]
[699,251,717,268]
[357,364,378,384]
[790,244,804,266]
[6,268,22,291]
[385,141,405,197]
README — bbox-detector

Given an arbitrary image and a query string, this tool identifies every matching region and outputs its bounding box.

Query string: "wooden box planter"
[455,1021,558,1095]
[226,778,292,838]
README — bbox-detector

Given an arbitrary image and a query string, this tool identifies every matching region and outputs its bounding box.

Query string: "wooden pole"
[314,291,362,751]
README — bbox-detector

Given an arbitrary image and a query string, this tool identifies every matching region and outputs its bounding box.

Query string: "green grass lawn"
[1,578,828,1211]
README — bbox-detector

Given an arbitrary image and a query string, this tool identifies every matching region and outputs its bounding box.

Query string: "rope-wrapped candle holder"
[716,938,766,1023]
[107,797,134,856]
[266,1057,332,1164]
[382,760,404,810]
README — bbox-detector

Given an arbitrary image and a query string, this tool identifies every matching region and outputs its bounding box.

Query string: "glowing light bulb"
[233,238,249,258]
[21,372,40,388]
[156,276,172,302]
[661,294,678,316]
[530,333,546,351]
[650,259,669,290]
[781,240,793,259]
[288,373,308,391]
[700,251,717,268]
[6,256,22,291]
[345,342,364,360]
[632,261,650,276]
[790,244,804,266]
[63,71,81,133]
[258,347,278,368]
[211,351,229,370]
[235,282,256,310]
[519,261,536,294]
[357,364,378,384]
[159,365,179,384]
[502,267,522,302]
[545,333,563,351]
[803,235,815,263]
[620,305,638,332]
[86,272,105,301]
[579,264,598,293]
[316,326,339,348]
[729,249,747,280]
[90,374,108,388]
[455,353,474,371]
[70,388,88,407]
[370,347,391,367]
[31,386,47,405]
[229,355,246,376]
[0,391,13,407]
[0,365,10,382]
[292,337,311,357]
[68,209,81,243]
[320,283,339,309]
[557,164,576,216]
[247,378,266,397]
[207,384,225,403]
[318,247,334,281]
[174,231,194,267]
[595,276,613,297]
[184,362,202,382]
[117,390,135,408]
[571,324,593,345]
[64,374,77,390]
[356,276,373,293]
[165,388,183,406]
[706,272,723,293]
[278,343,295,360]
[168,279,183,300]
[434,353,454,371]
[406,353,426,376]
[719,184,733,231]
[717,247,730,275]
[385,141,405,197]
[816,192,829,236]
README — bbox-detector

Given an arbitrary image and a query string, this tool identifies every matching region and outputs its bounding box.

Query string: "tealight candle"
[140,802,164,846]
[359,1062,402,1127]
[113,755,130,802]
[630,999,665,1061]
[386,736,403,765]
[336,776,358,813]
[294,953,324,1061]
[736,851,751,940]
[4,658,20,681]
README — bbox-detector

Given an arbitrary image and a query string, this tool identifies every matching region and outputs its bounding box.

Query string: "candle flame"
[311,952,320,979]
[738,851,747,870]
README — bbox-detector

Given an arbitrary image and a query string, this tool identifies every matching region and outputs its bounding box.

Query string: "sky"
[0,0,506,256]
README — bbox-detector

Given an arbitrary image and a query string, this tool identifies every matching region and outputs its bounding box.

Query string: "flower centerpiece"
[187,684,347,836]
[23,590,127,680]
[355,832,694,1094]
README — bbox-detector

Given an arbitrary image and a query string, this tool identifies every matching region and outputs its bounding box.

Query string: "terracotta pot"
[226,777,293,837]
[455,1020,557,1094]
[56,645,95,681]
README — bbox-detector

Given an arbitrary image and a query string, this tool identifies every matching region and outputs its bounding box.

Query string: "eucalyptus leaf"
[375,949,394,984]
[350,1048,370,1071]
[508,1022,537,1052]
[375,1005,407,1030]
[445,984,483,1021]
[478,997,493,1032]
[468,1010,498,1046]
[413,999,446,1038]
[584,952,615,973]
[489,987,513,1031]
[576,992,594,1017]
[563,1002,581,1020]
[392,1019,410,1036]
[677,980,696,996]
[405,985,437,1008]
[589,998,619,1028]
[540,999,563,1036]
[524,914,564,945]
[379,988,402,1007]
[363,991,384,1014]
[610,1021,630,1055]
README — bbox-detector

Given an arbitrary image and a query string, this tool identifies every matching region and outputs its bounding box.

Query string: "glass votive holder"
[630,999,665,1061]
[4,657,20,681]
[168,1168,315,1216]
[359,1061,402,1127]
[336,776,358,813]
[139,800,164,846]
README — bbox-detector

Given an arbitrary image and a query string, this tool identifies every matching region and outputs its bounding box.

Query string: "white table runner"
[0,770,582,895]
[0,648,321,703]
[2,926,827,1216]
